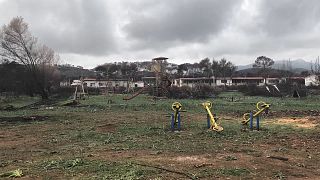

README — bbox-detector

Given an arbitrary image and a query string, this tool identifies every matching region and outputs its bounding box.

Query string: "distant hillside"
[237,59,312,73]
[58,65,96,79]
[234,68,293,77]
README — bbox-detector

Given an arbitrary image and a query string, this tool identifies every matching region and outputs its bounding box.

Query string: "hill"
[237,59,312,73]
[58,65,96,79]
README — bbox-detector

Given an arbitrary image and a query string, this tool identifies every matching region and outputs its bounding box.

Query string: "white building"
[305,75,320,86]
[172,77,283,87]
[215,77,232,86]
[129,81,144,88]
[70,78,130,88]
[173,77,215,88]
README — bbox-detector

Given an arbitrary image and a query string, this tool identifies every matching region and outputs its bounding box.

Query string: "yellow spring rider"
[202,101,223,132]
[242,101,270,130]
[171,102,183,131]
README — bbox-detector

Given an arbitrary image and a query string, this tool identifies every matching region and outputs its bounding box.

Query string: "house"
[172,77,280,87]
[265,78,280,84]
[69,78,130,88]
[60,79,71,87]
[305,74,320,86]
[173,77,215,88]
[282,77,306,85]
[142,77,156,86]
[129,81,144,88]
[215,77,232,86]
[230,77,265,86]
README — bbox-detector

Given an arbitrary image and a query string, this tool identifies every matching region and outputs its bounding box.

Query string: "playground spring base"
[171,112,181,131]
[249,112,260,131]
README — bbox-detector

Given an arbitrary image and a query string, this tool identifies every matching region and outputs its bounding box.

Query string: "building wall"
[216,79,232,86]
[81,79,129,88]
[129,81,144,88]
[305,75,319,86]
[66,76,309,89]
[175,78,215,87]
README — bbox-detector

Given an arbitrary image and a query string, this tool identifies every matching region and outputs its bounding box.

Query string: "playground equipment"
[266,85,280,94]
[170,102,183,131]
[202,101,223,132]
[71,78,88,100]
[123,57,171,101]
[123,85,150,100]
[242,101,270,130]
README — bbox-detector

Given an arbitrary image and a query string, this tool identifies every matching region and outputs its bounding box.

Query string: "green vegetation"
[0,93,319,179]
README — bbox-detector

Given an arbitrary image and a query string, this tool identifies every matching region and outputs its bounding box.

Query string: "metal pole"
[178,112,181,131]
[250,112,253,130]
[171,113,174,131]
[207,114,210,129]
[256,116,260,131]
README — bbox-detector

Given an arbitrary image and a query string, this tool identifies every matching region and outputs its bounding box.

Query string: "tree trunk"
[40,89,49,100]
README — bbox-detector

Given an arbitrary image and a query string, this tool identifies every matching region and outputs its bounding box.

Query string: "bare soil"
[0,110,319,179]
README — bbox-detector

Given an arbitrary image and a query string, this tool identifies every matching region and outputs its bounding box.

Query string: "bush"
[237,82,308,97]
[167,86,192,99]
[168,85,221,99]
[192,85,221,99]
[237,84,268,96]
[51,86,74,98]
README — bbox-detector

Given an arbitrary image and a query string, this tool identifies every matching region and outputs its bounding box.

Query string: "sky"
[1,0,320,68]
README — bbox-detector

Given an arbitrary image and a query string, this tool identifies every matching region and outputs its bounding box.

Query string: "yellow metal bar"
[242,101,270,125]
[202,101,223,132]
[205,106,218,128]
[172,102,182,123]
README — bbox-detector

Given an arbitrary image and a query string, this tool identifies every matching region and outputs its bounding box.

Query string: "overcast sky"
[1,0,320,68]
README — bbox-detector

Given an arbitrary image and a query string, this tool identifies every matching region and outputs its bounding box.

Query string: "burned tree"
[0,17,59,99]
[253,56,274,85]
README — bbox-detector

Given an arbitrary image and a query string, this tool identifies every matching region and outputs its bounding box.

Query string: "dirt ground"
[0,110,319,179]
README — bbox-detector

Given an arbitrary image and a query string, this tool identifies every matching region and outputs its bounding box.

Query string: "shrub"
[192,85,221,99]
[167,86,192,99]
[167,85,221,99]
[237,84,268,96]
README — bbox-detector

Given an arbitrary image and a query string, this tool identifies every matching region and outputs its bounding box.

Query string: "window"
[221,80,227,83]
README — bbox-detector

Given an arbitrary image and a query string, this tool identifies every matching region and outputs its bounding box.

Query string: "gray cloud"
[207,0,320,58]
[256,0,320,37]
[0,0,116,56]
[1,0,320,68]
[123,0,241,50]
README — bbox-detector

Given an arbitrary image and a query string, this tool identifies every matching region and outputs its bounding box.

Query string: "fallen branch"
[133,162,197,179]
[266,156,289,161]
[194,163,214,168]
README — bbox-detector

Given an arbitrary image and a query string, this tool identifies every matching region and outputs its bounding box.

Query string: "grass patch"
[217,168,250,176]
[195,167,250,178]
[39,159,158,179]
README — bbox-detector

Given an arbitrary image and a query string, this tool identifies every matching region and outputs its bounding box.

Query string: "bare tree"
[0,17,59,99]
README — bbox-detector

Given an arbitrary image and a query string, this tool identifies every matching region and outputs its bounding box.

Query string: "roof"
[177,77,213,80]
[83,78,128,81]
[286,77,305,80]
[142,76,156,79]
[230,77,264,80]
[152,57,168,60]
